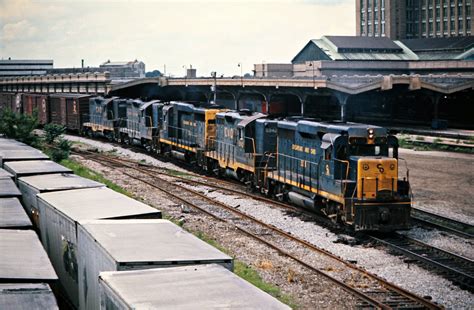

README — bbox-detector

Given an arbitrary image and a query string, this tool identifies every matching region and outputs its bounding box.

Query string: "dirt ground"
[399,149,474,223]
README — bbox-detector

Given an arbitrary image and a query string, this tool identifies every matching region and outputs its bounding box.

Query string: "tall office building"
[356,0,473,39]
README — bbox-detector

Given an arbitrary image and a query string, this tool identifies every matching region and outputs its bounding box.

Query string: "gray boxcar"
[0,168,13,179]
[78,219,234,310]
[0,179,21,198]
[0,149,49,167]
[37,187,162,308]
[0,283,59,310]
[99,264,290,310]
[4,160,72,183]
[0,198,32,229]
[0,230,57,283]
[18,173,104,228]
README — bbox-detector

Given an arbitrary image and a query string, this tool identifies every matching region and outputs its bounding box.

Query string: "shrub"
[50,138,72,162]
[44,123,66,144]
[0,108,39,146]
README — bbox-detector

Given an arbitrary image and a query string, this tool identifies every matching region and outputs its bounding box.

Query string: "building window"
[375,23,379,33]
[450,6,455,18]
[374,0,378,9]
[451,19,455,29]
[436,21,441,32]
[381,9,385,20]
[436,7,440,18]
[361,24,366,34]
[458,18,463,30]
[374,10,378,20]
[429,8,434,19]
[361,0,364,9]
[422,7,427,21]
[381,0,385,9]
[381,22,385,35]
[368,11,372,21]
[443,20,448,30]
[467,19,471,32]
[422,21,427,32]
[429,22,434,32]
[466,4,471,18]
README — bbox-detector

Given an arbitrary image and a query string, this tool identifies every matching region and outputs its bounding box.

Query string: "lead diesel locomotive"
[3,94,411,231]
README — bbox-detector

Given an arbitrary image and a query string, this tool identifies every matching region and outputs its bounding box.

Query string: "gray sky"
[0,0,354,76]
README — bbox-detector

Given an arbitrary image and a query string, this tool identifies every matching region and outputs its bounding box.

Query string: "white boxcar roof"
[0,149,49,162]
[19,173,104,192]
[4,160,72,177]
[0,230,57,282]
[0,198,32,229]
[37,187,161,222]
[0,283,58,310]
[80,219,231,264]
[0,179,21,197]
[0,168,13,179]
[99,264,290,309]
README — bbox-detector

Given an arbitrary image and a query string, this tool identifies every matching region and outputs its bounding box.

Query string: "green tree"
[0,108,39,146]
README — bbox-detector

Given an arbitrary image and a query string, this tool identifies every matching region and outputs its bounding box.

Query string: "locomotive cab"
[342,128,411,231]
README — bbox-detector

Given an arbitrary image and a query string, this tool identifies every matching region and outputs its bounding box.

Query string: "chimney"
[81,59,84,68]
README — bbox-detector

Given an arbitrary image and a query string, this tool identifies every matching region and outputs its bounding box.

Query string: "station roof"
[292,36,418,62]
[401,36,474,52]
[325,36,403,52]
[401,37,474,60]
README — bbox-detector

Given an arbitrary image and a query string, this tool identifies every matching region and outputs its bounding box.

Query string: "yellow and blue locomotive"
[264,120,411,231]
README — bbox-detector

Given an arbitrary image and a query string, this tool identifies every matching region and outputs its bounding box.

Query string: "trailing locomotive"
[0,92,412,231]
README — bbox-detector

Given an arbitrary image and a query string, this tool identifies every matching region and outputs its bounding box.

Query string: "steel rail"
[411,208,474,239]
[369,234,474,293]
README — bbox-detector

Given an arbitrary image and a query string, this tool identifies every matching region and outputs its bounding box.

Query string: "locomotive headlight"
[368,128,374,140]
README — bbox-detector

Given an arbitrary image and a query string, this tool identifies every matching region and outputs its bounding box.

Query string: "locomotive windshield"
[349,144,388,157]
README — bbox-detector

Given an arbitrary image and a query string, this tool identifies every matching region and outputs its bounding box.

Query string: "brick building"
[356,0,473,39]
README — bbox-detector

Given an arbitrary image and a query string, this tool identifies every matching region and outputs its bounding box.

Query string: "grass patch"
[60,159,133,197]
[195,230,297,308]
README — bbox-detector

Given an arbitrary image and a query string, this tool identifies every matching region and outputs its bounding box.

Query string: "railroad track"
[369,233,474,293]
[73,149,441,309]
[411,208,474,239]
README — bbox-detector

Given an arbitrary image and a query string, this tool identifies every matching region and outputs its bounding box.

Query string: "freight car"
[0,92,22,113]
[49,94,92,132]
[22,93,50,125]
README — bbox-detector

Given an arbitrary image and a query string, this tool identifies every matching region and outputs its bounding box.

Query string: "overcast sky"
[0,0,354,76]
